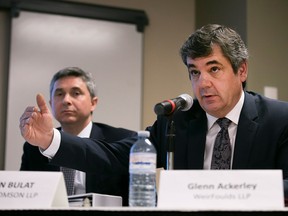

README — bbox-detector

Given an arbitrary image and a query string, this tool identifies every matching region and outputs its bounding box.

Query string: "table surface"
[1,207,288,216]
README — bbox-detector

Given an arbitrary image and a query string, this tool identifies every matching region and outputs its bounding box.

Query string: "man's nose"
[198,73,212,88]
[62,94,72,104]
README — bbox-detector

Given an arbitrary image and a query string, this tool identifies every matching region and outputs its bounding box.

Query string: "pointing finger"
[36,93,50,114]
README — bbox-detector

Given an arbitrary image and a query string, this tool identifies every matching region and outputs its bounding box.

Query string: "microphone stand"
[154,94,193,170]
[165,115,175,170]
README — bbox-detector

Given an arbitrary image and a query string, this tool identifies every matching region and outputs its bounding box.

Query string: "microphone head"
[153,93,193,116]
[154,100,174,116]
[179,93,193,111]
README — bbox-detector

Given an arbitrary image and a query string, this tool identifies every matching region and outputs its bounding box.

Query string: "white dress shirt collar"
[206,90,245,129]
[77,121,92,138]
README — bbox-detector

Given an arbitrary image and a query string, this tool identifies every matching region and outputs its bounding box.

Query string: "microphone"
[154,93,193,116]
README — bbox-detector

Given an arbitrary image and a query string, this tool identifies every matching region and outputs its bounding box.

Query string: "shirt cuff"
[40,128,61,159]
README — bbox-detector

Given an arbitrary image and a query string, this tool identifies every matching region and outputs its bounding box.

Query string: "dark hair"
[49,67,97,98]
[180,24,249,88]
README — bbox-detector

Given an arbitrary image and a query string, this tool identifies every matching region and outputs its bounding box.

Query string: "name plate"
[157,170,284,210]
[0,171,68,209]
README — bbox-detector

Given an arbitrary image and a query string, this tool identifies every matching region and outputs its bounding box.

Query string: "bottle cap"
[137,130,150,138]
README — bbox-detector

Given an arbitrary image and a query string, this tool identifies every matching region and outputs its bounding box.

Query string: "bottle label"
[129,153,156,172]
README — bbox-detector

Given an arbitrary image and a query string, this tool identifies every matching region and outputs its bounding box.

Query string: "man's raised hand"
[19,94,54,149]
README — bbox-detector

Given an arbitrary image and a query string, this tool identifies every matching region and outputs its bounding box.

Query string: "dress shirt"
[41,122,93,195]
[203,91,244,169]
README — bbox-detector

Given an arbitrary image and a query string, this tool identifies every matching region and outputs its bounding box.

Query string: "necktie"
[211,117,232,169]
[60,167,76,196]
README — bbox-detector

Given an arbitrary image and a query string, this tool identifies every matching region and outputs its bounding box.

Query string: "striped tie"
[60,167,76,196]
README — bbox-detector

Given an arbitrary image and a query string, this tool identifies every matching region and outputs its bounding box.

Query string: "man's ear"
[91,96,98,111]
[239,61,248,82]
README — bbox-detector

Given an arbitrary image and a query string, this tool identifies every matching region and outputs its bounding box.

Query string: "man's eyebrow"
[187,60,222,69]
[71,87,82,91]
[187,63,195,68]
[206,60,222,66]
[54,88,63,92]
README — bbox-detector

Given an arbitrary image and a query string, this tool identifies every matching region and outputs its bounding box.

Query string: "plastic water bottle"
[129,131,157,207]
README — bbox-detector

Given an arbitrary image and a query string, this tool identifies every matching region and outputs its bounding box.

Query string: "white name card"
[157,170,284,210]
[0,171,69,209]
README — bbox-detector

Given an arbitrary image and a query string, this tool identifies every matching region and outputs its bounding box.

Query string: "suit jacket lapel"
[187,117,207,169]
[186,102,207,169]
[232,92,259,169]
[89,123,105,140]
[86,123,104,191]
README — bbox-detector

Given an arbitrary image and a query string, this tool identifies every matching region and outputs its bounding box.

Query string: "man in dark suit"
[148,24,288,203]
[20,67,136,206]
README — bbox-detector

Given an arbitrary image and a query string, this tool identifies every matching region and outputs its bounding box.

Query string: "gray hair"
[49,67,97,98]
